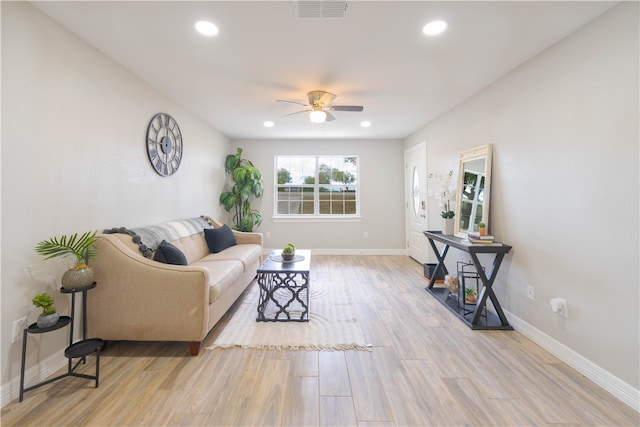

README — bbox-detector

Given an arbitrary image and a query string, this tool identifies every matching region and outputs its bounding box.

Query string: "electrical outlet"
[265,231,271,239]
[550,298,569,318]
[527,285,535,300]
[363,232,369,239]
[12,316,28,343]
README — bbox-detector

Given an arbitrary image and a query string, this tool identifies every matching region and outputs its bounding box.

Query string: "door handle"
[420,214,426,218]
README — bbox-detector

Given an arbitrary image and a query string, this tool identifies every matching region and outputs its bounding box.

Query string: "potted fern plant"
[32,292,59,328]
[464,287,477,305]
[219,147,264,232]
[35,231,98,290]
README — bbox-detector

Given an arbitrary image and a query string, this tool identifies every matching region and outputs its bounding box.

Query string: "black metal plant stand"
[19,282,103,402]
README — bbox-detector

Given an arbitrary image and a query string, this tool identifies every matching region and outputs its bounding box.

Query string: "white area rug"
[206,279,371,351]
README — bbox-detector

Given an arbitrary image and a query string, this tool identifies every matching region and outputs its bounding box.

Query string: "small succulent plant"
[32,292,56,316]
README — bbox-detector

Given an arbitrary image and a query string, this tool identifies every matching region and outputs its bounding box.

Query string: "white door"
[405,142,429,263]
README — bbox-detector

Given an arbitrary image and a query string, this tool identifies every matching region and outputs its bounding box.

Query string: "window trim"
[273,155,360,219]
[272,215,362,223]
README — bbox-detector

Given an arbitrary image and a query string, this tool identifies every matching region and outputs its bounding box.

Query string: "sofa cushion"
[190,259,244,304]
[153,240,188,265]
[170,233,210,265]
[200,243,262,273]
[204,225,237,253]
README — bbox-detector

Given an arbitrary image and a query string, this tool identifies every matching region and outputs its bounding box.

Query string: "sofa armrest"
[88,235,211,342]
[204,215,263,246]
[233,230,263,246]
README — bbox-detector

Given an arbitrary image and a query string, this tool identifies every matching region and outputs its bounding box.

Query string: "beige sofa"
[87,216,262,355]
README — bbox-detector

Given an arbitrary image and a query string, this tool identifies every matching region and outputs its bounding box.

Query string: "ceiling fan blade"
[276,99,309,107]
[325,112,336,122]
[328,105,364,112]
[308,90,336,106]
[284,109,310,117]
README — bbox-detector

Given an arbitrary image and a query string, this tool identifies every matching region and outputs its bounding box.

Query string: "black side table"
[19,282,103,402]
[256,250,311,322]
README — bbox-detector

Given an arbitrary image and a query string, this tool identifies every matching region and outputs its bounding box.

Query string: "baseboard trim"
[505,310,640,413]
[1,350,67,407]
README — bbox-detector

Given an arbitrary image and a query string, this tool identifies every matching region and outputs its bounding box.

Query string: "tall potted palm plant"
[219,147,264,232]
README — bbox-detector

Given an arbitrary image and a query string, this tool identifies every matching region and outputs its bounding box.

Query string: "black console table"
[19,282,103,402]
[423,231,513,330]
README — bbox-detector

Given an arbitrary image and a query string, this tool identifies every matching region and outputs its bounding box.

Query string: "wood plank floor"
[2,255,638,426]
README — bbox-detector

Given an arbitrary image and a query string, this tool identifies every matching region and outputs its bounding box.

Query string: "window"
[275,155,359,218]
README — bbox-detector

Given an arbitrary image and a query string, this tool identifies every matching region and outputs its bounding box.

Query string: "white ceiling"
[31,1,615,140]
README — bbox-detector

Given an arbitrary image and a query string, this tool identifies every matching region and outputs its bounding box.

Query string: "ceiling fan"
[277,90,364,123]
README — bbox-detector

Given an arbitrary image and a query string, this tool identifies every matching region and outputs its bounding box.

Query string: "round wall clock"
[146,113,183,176]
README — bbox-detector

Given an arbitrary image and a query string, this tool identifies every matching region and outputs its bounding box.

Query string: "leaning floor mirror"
[454,144,492,237]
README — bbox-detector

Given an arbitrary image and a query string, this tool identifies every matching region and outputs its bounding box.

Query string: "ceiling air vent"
[295,1,348,19]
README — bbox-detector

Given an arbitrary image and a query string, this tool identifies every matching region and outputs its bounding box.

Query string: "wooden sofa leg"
[189,341,201,356]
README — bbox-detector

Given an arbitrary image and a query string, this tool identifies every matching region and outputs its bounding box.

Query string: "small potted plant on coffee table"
[281,243,295,262]
[32,292,59,328]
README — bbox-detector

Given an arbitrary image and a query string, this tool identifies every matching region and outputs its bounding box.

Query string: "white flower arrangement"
[429,170,455,218]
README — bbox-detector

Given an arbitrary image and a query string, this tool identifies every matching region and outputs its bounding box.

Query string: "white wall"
[231,139,406,253]
[1,2,230,393]
[405,2,639,395]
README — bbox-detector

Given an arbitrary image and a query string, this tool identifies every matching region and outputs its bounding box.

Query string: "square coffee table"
[256,249,310,322]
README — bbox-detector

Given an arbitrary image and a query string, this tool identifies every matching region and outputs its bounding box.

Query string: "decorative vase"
[442,218,455,235]
[61,265,95,290]
[37,312,59,328]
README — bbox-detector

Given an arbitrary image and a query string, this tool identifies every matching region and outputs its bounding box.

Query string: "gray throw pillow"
[204,225,237,253]
[153,240,187,265]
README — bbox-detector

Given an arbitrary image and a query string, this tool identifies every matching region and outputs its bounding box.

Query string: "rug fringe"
[205,343,373,352]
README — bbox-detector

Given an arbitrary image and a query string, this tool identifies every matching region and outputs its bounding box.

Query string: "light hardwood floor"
[2,255,638,426]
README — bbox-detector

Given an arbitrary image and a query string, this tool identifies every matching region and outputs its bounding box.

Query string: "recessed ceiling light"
[195,20,219,36]
[360,121,371,128]
[423,20,447,36]
[263,121,274,128]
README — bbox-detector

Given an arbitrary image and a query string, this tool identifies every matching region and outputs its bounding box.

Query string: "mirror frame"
[454,144,493,237]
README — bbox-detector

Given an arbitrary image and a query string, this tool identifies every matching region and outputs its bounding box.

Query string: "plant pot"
[442,218,455,235]
[61,265,95,290]
[465,295,477,305]
[281,252,295,262]
[37,312,59,328]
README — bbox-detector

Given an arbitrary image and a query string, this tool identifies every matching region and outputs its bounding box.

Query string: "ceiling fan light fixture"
[309,110,327,123]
